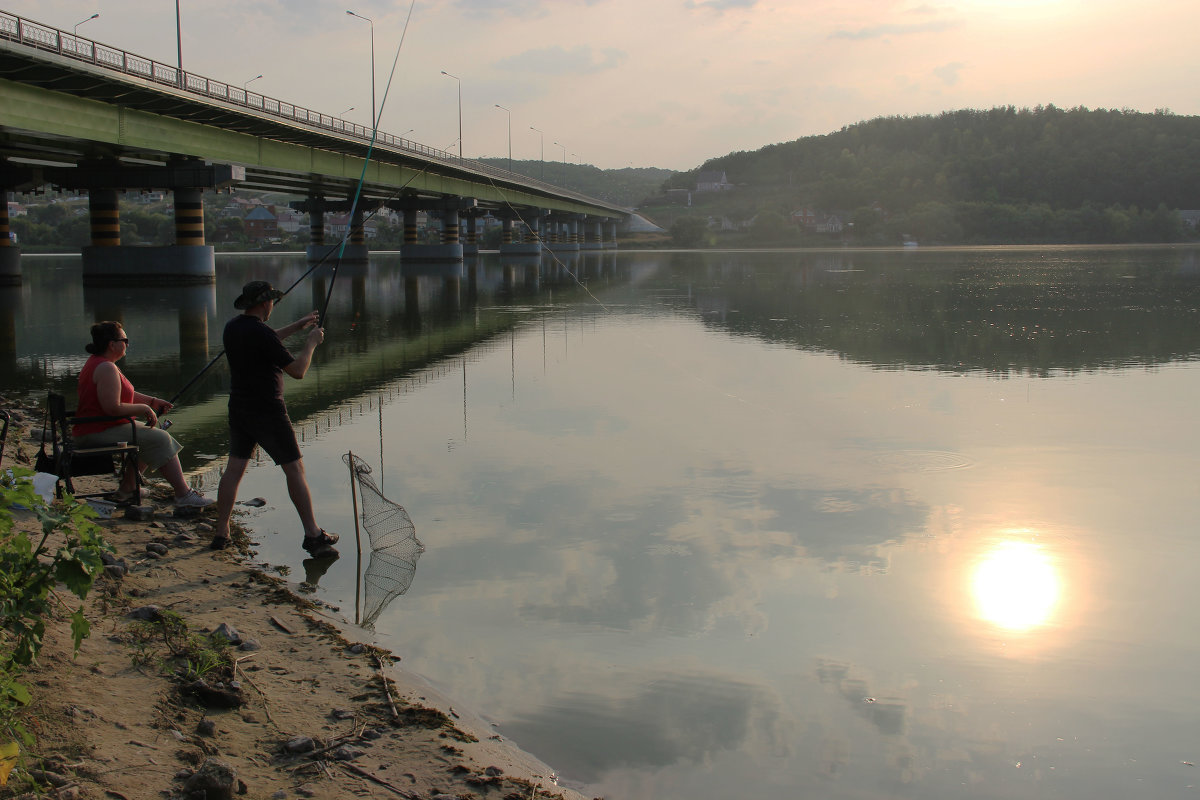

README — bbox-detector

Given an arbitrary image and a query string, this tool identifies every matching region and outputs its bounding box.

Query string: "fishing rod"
[161,0,418,428]
[161,160,434,428]
[318,0,416,329]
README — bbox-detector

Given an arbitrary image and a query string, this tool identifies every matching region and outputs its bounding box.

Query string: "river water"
[7,245,1200,799]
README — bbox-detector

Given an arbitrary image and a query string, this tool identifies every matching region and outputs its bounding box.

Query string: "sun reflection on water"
[971,540,1060,631]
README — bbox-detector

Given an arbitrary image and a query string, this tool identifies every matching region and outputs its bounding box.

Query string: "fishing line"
[478,170,772,415]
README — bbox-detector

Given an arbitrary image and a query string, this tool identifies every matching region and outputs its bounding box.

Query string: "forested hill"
[653,106,1200,244]
[476,158,672,208]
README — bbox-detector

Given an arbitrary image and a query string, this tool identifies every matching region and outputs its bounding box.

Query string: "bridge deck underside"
[0,41,624,218]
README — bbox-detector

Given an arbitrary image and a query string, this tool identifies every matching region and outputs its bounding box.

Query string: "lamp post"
[494,104,511,174]
[175,0,183,85]
[441,71,462,159]
[346,10,376,129]
[74,13,99,37]
[530,126,544,180]
[553,141,566,184]
[243,74,263,92]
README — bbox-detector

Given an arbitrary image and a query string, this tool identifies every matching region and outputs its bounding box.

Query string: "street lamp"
[243,74,263,92]
[340,106,355,116]
[74,13,99,37]
[441,71,462,159]
[346,10,376,129]
[175,0,183,83]
[494,104,511,174]
[553,140,566,184]
[530,126,544,180]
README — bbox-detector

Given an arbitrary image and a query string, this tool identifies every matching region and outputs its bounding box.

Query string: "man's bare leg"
[281,458,322,538]
[213,456,250,544]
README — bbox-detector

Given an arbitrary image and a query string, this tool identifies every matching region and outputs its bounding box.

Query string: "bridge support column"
[499,209,542,256]
[310,206,325,247]
[441,209,460,246]
[89,188,120,247]
[0,192,18,286]
[462,214,479,256]
[395,199,467,264]
[403,209,419,246]
[582,219,603,250]
[174,188,205,246]
[604,221,618,248]
[546,215,580,253]
[83,186,215,285]
[304,200,335,264]
[339,204,369,264]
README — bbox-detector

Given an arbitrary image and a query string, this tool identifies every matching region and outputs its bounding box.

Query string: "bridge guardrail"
[0,9,626,214]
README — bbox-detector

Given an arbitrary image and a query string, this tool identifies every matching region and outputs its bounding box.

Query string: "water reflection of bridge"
[1,251,628,469]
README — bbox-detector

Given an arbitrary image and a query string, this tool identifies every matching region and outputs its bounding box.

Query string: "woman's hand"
[142,404,159,428]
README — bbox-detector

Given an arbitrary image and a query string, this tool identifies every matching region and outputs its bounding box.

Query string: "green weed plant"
[0,466,112,781]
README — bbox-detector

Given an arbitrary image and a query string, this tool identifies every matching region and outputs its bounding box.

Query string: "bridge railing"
[0,10,625,213]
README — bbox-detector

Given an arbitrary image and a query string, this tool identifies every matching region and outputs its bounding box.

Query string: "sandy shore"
[1,404,590,800]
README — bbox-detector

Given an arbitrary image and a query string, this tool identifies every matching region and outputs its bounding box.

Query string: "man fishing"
[210,280,339,556]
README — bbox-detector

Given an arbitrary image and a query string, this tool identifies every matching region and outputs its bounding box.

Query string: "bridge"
[0,9,630,285]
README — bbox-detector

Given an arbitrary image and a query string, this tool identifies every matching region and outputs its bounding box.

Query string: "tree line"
[649,105,1200,245]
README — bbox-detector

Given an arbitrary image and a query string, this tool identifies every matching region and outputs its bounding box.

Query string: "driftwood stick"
[233,654,276,726]
[337,762,421,799]
[376,655,400,720]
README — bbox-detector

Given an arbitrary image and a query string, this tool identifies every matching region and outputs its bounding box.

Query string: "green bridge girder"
[0,35,627,219]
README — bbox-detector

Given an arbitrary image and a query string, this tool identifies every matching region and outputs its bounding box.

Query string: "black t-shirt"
[223,314,295,412]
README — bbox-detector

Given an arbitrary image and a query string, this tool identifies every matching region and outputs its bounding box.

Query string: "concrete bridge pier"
[604,220,619,248]
[0,189,19,285]
[462,212,481,256]
[582,218,604,250]
[546,215,580,253]
[392,198,471,263]
[342,203,369,264]
[296,196,368,264]
[499,209,542,256]
[81,188,215,285]
[69,160,239,285]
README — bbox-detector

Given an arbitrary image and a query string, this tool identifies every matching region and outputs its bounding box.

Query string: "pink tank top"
[74,355,135,436]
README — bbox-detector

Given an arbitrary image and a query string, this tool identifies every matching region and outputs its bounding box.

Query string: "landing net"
[343,452,424,629]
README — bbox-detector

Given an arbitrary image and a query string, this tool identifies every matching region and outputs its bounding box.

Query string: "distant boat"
[902,239,918,248]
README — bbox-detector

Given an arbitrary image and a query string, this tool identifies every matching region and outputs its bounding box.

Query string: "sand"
[1,404,590,800]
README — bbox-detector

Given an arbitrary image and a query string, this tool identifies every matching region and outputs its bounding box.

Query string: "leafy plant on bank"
[0,466,112,780]
[125,609,233,684]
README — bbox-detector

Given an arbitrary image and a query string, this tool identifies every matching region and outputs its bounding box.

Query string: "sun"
[971,541,1060,631]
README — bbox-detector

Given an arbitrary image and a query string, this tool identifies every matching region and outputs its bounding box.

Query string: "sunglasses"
[114,337,129,344]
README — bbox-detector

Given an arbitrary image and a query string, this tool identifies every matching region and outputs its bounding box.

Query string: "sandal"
[209,536,231,551]
[108,489,138,506]
[301,529,340,554]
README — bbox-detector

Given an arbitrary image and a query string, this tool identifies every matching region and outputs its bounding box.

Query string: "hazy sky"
[9,0,1197,170]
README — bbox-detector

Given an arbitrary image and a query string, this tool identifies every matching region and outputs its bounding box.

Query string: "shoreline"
[1,403,589,800]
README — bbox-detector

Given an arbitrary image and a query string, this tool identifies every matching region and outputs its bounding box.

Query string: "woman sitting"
[74,321,214,507]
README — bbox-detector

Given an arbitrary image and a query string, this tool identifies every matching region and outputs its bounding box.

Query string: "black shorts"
[228,407,302,465]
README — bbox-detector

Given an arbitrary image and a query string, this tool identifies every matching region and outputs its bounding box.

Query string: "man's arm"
[282,326,324,380]
[274,310,319,340]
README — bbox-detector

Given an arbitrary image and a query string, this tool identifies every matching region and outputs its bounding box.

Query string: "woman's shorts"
[75,422,182,470]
